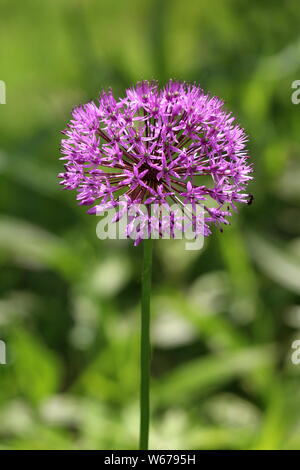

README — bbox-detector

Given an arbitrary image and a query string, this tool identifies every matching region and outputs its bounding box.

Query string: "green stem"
[139,238,153,450]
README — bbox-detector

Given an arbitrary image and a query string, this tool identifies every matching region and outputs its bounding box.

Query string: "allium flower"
[59,80,253,242]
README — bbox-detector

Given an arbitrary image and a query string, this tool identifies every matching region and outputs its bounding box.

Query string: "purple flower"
[59,80,253,243]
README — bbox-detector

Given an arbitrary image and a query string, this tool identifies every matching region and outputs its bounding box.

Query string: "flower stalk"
[139,237,153,450]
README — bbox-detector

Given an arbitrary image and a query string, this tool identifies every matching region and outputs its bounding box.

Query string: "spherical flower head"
[58,80,253,244]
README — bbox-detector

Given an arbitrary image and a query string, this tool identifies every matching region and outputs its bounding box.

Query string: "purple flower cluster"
[59,80,253,241]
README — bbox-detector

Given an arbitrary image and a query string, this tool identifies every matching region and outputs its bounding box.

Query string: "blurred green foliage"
[0,0,300,450]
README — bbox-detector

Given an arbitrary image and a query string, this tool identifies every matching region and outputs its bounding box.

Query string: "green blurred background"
[0,0,300,450]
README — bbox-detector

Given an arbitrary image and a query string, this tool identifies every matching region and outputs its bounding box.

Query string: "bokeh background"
[1,0,300,450]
